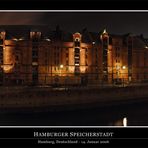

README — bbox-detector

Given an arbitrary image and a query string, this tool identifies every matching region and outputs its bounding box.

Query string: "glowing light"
[75,56,79,59]
[19,38,24,41]
[116,66,120,70]
[123,117,127,127]
[73,32,81,39]
[46,38,51,41]
[80,67,86,73]
[60,64,64,69]
[92,42,95,45]
[145,46,148,49]
[122,66,126,69]
[3,65,13,73]
[32,62,38,66]
[103,29,107,34]
[13,38,18,41]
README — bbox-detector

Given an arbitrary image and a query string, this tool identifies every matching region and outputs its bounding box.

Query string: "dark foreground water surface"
[0,97,148,126]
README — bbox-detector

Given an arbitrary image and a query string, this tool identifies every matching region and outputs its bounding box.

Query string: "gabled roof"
[80,28,102,44]
[0,25,52,40]
[0,25,147,48]
[49,30,73,42]
[133,36,146,49]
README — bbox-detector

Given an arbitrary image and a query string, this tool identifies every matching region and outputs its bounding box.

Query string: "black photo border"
[0,5,148,147]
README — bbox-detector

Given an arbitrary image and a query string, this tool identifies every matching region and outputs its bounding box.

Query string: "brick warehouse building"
[0,25,148,86]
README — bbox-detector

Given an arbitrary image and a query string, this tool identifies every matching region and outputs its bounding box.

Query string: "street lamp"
[60,64,64,69]
[123,117,127,127]
[122,66,126,70]
[60,64,63,76]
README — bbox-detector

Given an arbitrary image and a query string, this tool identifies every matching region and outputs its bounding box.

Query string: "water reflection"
[110,117,128,126]
[123,117,127,127]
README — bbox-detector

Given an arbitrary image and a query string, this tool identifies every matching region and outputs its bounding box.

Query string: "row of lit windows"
[54,66,69,71]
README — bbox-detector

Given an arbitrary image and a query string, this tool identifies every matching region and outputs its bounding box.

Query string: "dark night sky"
[0,12,148,37]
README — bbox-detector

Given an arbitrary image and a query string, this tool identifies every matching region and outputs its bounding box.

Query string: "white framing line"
[0,126,148,128]
[0,10,148,12]
[0,138,146,139]
[0,9,147,128]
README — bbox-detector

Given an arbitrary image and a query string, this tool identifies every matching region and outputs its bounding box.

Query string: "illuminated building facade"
[0,25,148,86]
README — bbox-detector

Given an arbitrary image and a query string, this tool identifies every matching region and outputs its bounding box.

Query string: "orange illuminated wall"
[3,40,15,73]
